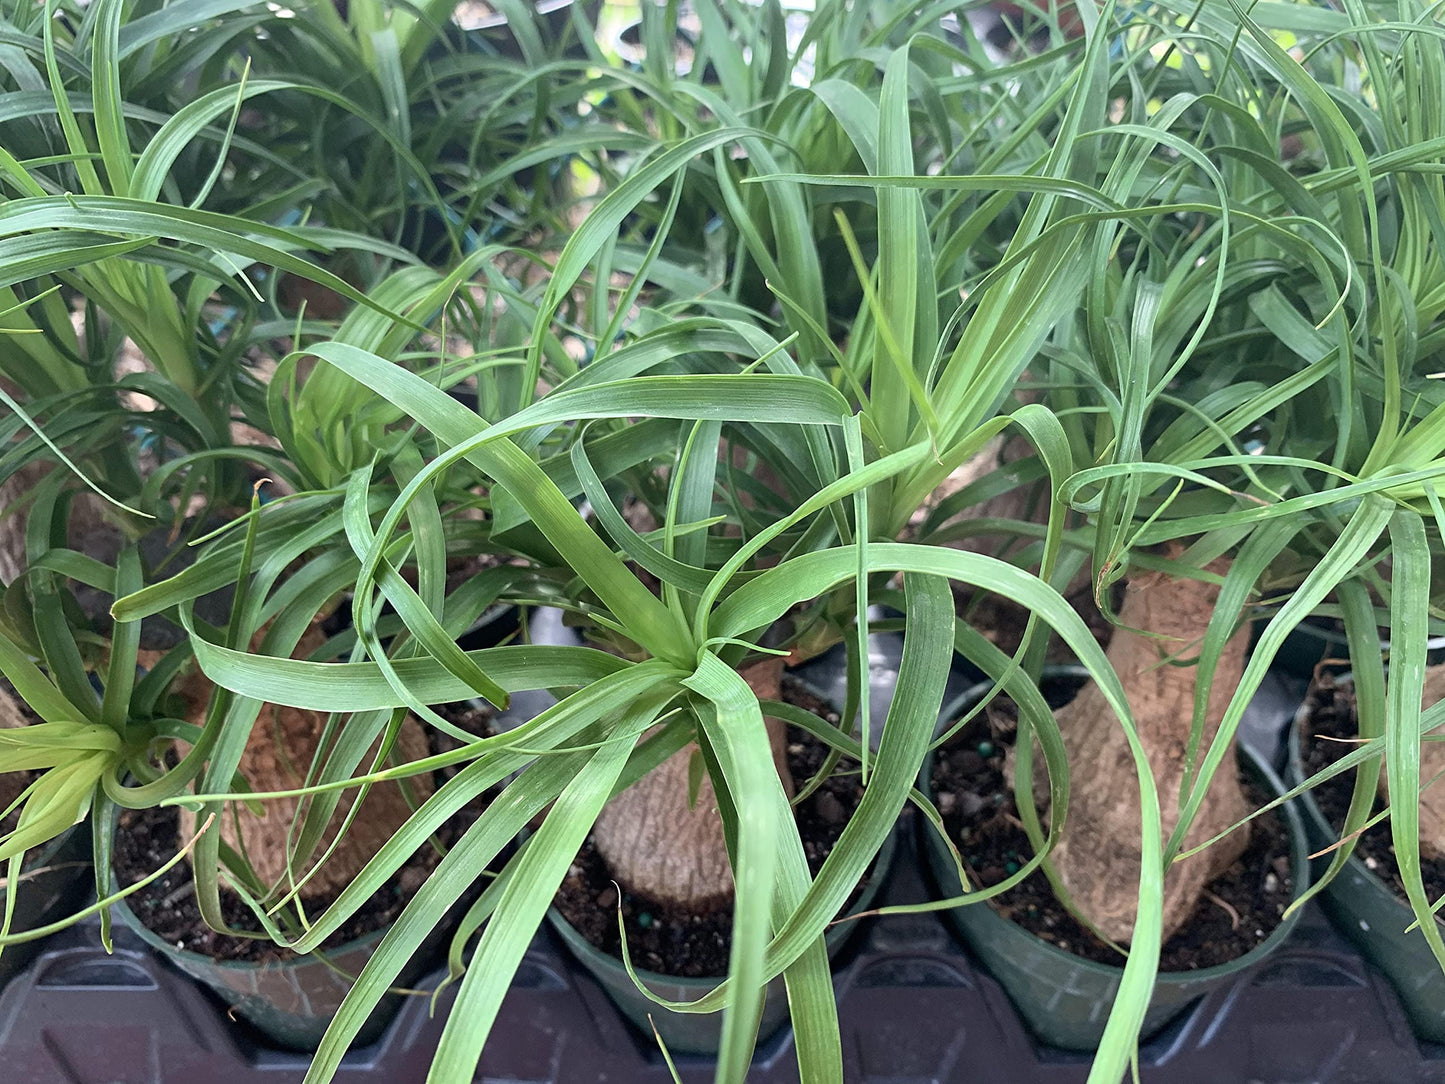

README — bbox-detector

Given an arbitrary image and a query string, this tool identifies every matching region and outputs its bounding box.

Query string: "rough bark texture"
[0,461,43,586]
[0,682,33,818]
[166,627,433,900]
[591,657,793,910]
[0,463,115,587]
[1399,663,1445,861]
[1042,557,1252,943]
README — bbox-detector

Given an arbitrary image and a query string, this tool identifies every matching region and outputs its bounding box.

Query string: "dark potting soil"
[113,700,496,963]
[553,679,871,979]
[930,689,1295,970]
[1299,672,1445,905]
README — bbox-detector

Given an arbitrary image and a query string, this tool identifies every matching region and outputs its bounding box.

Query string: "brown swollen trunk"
[0,463,113,587]
[1039,555,1252,943]
[0,682,34,819]
[591,657,793,910]
[164,626,433,901]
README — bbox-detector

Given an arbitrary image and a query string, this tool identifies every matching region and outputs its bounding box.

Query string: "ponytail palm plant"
[127,6,1230,1083]
[0,234,529,954]
[956,0,1445,984]
[1147,0,1445,983]
[0,0,440,908]
[168,339,1141,1084]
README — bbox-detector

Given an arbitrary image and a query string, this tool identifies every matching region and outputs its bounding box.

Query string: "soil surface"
[1299,672,1445,904]
[554,679,873,978]
[930,685,1295,970]
[114,700,495,963]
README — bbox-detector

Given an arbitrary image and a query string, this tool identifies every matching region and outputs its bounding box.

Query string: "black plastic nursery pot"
[1254,616,1351,682]
[920,668,1312,1052]
[7,641,1445,1079]
[0,823,92,990]
[108,800,461,1053]
[546,826,896,1057]
[454,599,523,653]
[111,895,408,1052]
[1288,674,1445,1045]
[542,668,900,1057]
[323,592,520,656]
[1254,616,1445,685]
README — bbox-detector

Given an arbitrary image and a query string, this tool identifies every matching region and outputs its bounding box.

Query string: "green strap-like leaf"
[422,698,662,1083]
[1384,510,1445,969]
[683,653,781,1083]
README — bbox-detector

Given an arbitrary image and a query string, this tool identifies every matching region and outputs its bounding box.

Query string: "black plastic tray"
[2,821,1443,1084]
[5,628,1440,1082]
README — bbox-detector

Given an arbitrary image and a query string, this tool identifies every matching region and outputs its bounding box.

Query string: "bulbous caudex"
[1037,555,1252,943]
[163,626,433,902]
[591,657,793,911]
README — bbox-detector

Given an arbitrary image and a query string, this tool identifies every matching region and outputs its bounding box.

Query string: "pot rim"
[107,805,390,976]
[921,663,1313,982]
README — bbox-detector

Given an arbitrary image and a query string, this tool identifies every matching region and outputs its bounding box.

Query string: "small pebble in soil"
[815,792,846,825]
[597,886,618,909]
[957,792,987,818]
